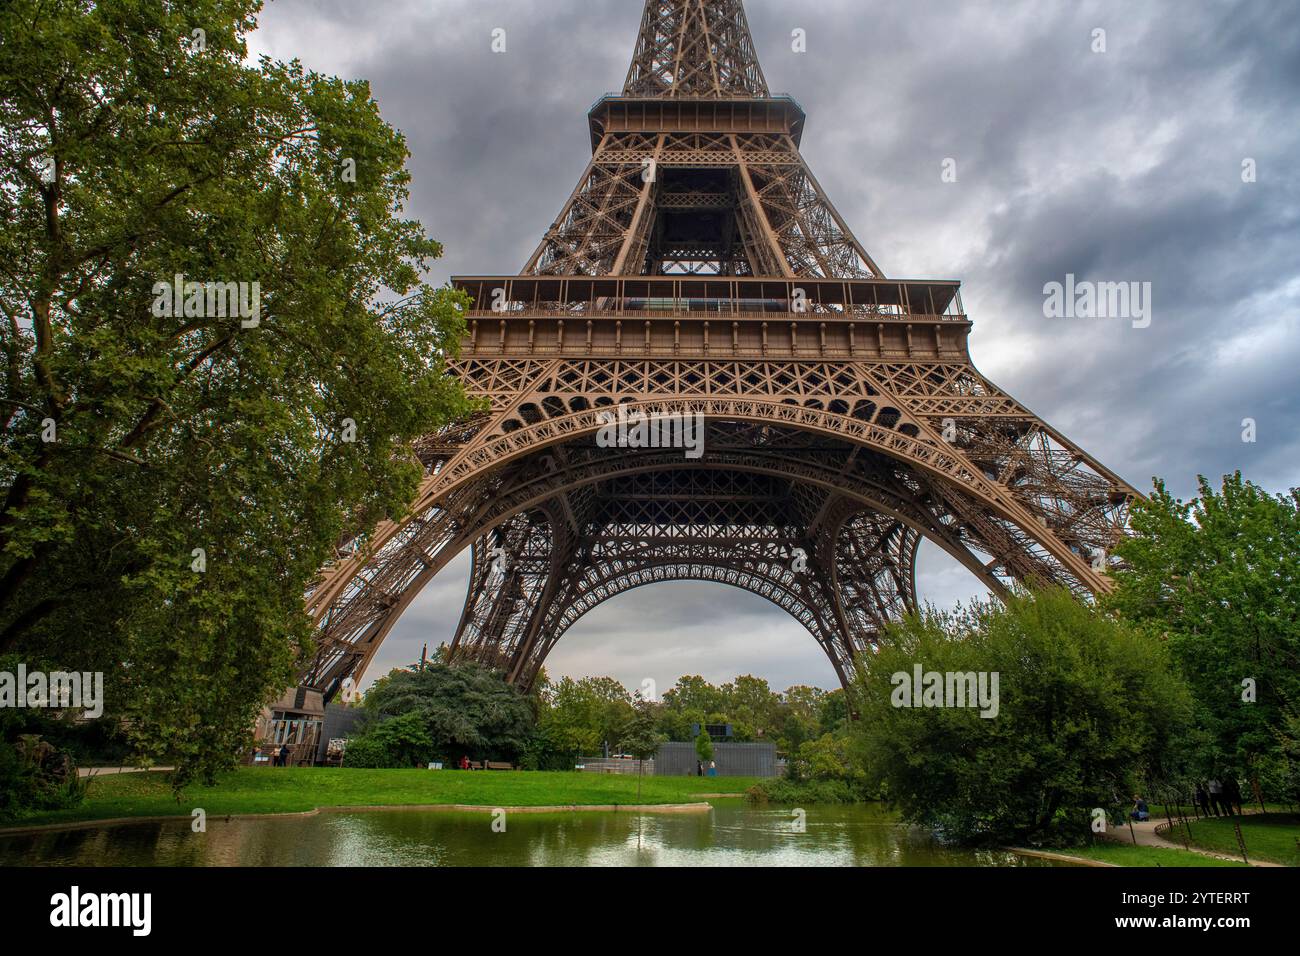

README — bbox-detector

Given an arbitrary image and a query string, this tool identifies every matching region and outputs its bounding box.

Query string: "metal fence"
[579,757,653,776]
[654,741,778,777]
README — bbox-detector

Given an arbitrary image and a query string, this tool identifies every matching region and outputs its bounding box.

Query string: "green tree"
[818,688,850,734]
[777,684,825,754]
[694,729,714,765]
[536,676,633,761]
[662,675,725,716]
[1276,707,1300,805]
[0,654,88,821]
[0,0,470,789]
[852,588,1192,846]
[721,674,779,739]
[537,677,603,759]
[617,702,666,803]
[653,704,700,743]
[786,732,861,785]
[1107,474,1300,789]
[361,664,534,764]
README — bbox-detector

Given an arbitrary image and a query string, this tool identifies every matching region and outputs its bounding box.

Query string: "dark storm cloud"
[248,1,1300,691]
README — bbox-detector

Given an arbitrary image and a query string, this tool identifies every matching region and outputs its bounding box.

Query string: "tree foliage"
[339,712,431,770]
[616,700,665,801]
[851,589,1192,846]
[355,664,534,766]
[617,703,666,762]
[655,673,832,752]
[1106,473,1300,781]
[694,730,713,764]
[0,0,471,788]
[1275,707,1300,804]
[536,675,634,761]
[515,670,850,769]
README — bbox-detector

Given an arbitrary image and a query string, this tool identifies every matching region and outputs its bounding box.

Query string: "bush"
[0,678,92,821]
[852,588,1193,847]
[0,734,86,822]
[341,712,434,769]
[517,729,580,771]
[516,749,577,772]
[784,731,865,787]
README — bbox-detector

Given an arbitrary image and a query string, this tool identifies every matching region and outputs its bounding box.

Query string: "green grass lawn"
[1063,842,1248,868]
[1163,813,1300,866]
[6,767,759,829]
[1148,802,1292,820]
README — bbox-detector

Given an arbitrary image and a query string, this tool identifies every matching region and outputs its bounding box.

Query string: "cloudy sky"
[248,0,1299,695]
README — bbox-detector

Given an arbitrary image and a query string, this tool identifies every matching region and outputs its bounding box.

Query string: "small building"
[252,687,324,766]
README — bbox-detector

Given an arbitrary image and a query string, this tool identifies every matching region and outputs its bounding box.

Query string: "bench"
[485,761,514,771]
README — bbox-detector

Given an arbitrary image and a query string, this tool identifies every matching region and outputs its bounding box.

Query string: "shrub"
[0,734,85,822]
[341,712,433,769]
[851,588,1192,847]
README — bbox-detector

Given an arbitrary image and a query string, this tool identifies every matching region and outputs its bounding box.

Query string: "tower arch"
[299,0,1138,700]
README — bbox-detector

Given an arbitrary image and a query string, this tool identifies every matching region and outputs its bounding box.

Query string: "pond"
[0,802,1068,867]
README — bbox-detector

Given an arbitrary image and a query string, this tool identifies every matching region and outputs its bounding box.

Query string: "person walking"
[1223,776,1243,815]
[1207,778,1226,816]
[696,760,702,777]
[1195,782,1212,818]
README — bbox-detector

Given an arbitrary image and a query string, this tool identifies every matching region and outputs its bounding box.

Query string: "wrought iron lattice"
[298,0,1139,701]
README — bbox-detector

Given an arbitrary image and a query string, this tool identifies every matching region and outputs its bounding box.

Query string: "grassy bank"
[1062,843,1248,867]
[4,767,759,829]
[1162,813,1300,866]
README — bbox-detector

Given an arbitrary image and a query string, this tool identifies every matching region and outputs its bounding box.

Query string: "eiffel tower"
[300,0,1137,700]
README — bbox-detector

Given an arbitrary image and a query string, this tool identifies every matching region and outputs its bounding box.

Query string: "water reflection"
[0,802,1064,867]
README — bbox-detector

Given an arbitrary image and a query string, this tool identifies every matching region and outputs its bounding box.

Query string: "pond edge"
[0,801,716,837]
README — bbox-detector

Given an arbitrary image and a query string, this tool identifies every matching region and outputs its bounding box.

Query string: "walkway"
[78,766,173,778]
[1104,809,1282,867]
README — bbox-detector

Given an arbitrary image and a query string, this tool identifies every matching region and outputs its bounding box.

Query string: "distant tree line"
[341,661,850,773]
